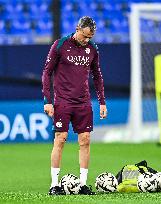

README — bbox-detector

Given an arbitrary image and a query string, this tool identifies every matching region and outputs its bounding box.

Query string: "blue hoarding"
[0,99,129,143]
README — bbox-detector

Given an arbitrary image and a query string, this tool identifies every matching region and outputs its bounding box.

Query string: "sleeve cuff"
[44,96,52,105]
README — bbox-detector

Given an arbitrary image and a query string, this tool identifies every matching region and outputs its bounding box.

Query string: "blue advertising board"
[0,100,52,143]
[0,99,129,143]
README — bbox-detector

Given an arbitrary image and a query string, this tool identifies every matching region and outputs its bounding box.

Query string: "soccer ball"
[59,174,81,195]
[95,172,118,193]
[156,172,161,191]
[137,172,158,192]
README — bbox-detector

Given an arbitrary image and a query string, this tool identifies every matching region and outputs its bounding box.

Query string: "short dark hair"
[77,16,96,33]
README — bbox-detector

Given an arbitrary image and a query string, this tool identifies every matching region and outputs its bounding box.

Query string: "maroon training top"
[42,33,106,106]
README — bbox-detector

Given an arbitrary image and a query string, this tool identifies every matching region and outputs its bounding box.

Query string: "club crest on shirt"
[85,48,90,54]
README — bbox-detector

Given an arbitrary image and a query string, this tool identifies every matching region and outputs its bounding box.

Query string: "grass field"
[0,142,161,204]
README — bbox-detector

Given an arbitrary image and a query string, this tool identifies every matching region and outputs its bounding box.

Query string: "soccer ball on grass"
[156,172,161,191]
[95,172,118,193]
[137,172,158,192]
[59,174,81,195]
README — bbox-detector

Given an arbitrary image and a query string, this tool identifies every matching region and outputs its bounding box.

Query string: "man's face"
[76,27,95,46]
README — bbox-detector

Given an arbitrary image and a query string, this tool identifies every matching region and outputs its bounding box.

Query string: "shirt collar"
[70,33,87,47]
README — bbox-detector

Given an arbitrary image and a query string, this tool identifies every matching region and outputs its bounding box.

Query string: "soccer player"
[42,16,107,195]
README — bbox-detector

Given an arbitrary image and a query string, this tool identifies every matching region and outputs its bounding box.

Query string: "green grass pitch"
[0,142,161,204]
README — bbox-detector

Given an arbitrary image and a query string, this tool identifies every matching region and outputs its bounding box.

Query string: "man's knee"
[78,133,90,146]
[54,132,67,145]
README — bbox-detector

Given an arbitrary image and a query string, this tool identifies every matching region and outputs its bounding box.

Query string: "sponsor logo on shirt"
[67,55,90,66]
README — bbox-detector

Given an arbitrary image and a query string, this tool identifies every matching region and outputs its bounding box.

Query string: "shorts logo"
[56,122,62,128]
[85,48,90,54]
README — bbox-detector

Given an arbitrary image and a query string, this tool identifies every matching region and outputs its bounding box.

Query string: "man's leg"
[71,106,94,194]
[50,132,68,188]
[78,132,90,186]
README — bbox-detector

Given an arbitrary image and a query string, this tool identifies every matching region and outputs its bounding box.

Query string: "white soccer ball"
[156,172,161,191]
[59,174,81,195]
[137,172,158,192]
[95,172,118,193]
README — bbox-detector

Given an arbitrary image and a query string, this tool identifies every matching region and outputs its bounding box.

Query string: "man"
[42,16,107,195]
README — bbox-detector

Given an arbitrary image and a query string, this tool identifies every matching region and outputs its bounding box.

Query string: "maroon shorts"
[53,105,93,134]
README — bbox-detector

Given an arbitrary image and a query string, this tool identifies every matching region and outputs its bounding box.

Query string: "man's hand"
[100,105,107,119]
[44,104,54,117]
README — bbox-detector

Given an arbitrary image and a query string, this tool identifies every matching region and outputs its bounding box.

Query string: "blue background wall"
[0,43,130,100]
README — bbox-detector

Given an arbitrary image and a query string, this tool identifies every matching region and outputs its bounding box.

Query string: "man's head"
[75,16,96,46]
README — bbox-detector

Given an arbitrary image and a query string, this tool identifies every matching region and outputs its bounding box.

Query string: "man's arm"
[91,47,107,119]
[42,40,59,116]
